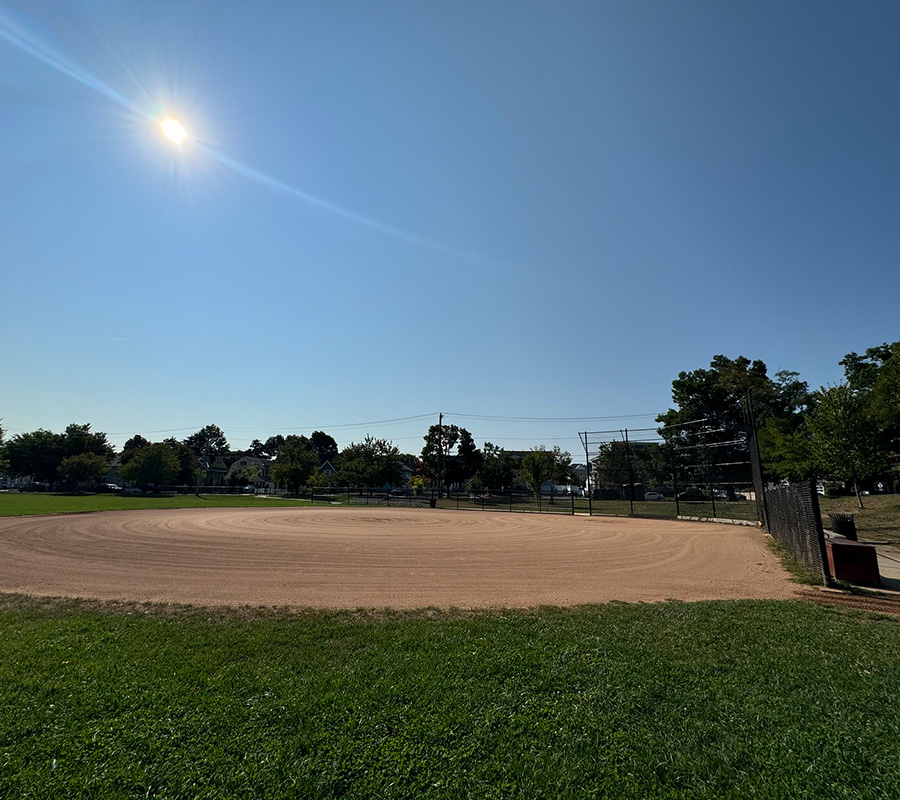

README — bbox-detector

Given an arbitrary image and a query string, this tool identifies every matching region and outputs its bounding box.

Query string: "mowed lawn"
[1,598,899,798]
[0,492,314,517]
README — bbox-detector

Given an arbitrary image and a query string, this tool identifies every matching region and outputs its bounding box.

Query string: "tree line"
[2,339,896,504]
[591,341,899,508]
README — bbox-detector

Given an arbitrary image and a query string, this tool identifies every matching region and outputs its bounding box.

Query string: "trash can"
[429,498,436,508]
[829,513,858,541]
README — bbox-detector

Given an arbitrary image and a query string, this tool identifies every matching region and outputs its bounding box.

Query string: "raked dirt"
[0,507,796,609]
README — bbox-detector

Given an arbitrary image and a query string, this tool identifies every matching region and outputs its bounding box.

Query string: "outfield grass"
[0,492,317,517]
[1,597,898,798]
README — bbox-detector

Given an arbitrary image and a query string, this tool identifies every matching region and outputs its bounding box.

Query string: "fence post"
[571,491,575,515]
[624,428,634,516]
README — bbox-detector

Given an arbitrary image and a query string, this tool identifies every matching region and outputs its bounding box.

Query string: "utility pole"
[437,412,443,500]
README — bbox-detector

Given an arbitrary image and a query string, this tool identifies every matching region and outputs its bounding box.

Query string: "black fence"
[578,422,758,523]
[765,480,830,584]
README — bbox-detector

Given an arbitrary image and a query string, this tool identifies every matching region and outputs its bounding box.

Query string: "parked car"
[677,490,705,501]
[19,482,49,492]
[643,491,665,501]
[94,483,123,493]
[123,486,143,495]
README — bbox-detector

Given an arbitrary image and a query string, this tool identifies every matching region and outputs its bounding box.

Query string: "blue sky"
[2,0,898,455]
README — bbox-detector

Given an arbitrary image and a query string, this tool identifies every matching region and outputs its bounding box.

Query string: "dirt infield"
[0,507,795,609]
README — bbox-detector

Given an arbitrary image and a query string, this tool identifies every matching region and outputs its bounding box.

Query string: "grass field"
[0,492,761,522]
[1,596,898,798]
[0,492,313,517]
[819,494,900,544]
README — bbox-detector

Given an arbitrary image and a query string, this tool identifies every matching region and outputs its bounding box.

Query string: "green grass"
[0,493,318,517]
[1,597,899,798]
[819,494,900,544]
[766,537,824,585]
[0,492,759,522]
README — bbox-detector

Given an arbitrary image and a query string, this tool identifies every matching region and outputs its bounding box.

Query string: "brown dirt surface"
[0,507,796,609]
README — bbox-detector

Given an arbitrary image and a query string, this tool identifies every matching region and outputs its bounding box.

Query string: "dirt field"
[0,507,795,609]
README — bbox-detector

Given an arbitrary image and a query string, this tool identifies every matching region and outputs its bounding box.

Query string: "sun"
[160,117,187,144]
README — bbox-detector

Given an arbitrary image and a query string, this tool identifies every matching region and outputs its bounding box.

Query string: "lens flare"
[160,118,187,144]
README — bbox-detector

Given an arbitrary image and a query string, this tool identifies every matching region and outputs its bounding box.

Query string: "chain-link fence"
[578,421,758,523]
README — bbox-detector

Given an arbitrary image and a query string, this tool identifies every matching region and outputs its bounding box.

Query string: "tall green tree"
[658,355,811,482]
[0,420,8,474]
[519,448,553,509]
[421,423,460,495]
[808,384,887,508]
[475,443,515,493]
[309,431,339,465]
[119,443,180,490]
[4,429,66,483]
[840,341,900,471]
[270,435,318,495]
[183,424,230,458]
[62,423,114,460]
[163,438,199,486]
[59,453,110,486]
[339,437,404,489]
[120,435,150,465]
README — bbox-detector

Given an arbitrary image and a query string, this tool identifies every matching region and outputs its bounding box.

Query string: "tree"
[421,424,460,495]
[808,384,887,508]
[475,443,515,493]
[658,355,811,482]
[163,438,199,485]
[5,423,115,484]
[309,431,339,465]
[120,435,150,465]
[270,435,318,495]
[59,453,110,486]
[183,424,230,458]
[339,436,404,489]
[841,341,900,476]
[454,429,483,486]
[519,448,553,509]
[4,429,66,483]
[62,423,114,460]
[591,442,631,490]
[119,443,180,490]
[0,420,8,474]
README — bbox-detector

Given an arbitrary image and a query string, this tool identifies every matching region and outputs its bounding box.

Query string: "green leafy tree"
[120,435,150,465]
[62,423,114,460]
[59,453,110,486]
[421,423,460,496]
[591,442,631,490]
[183,424,230,458]
[840,341,900,482]
[0,420,8,474]
[270,435,318,495]
[658,355,810,482]
[808,384,887,508]
[475,443,515,494]
[119,443,180,490]
[4,429,66,483]
[339,436,404,489]
[163,438,199,486]
[519,448,553,509]
[309,431,339,465]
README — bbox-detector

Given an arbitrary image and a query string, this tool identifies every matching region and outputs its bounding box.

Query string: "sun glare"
[160,117,187,144]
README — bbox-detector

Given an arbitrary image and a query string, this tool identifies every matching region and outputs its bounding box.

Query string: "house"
[224,456,273,491]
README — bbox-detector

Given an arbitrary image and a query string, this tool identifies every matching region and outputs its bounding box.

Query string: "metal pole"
[624,428,634,516]
[671,440,680,517]
[437,412,443,500]
[706,432,716,519]
[581,432,593,517]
